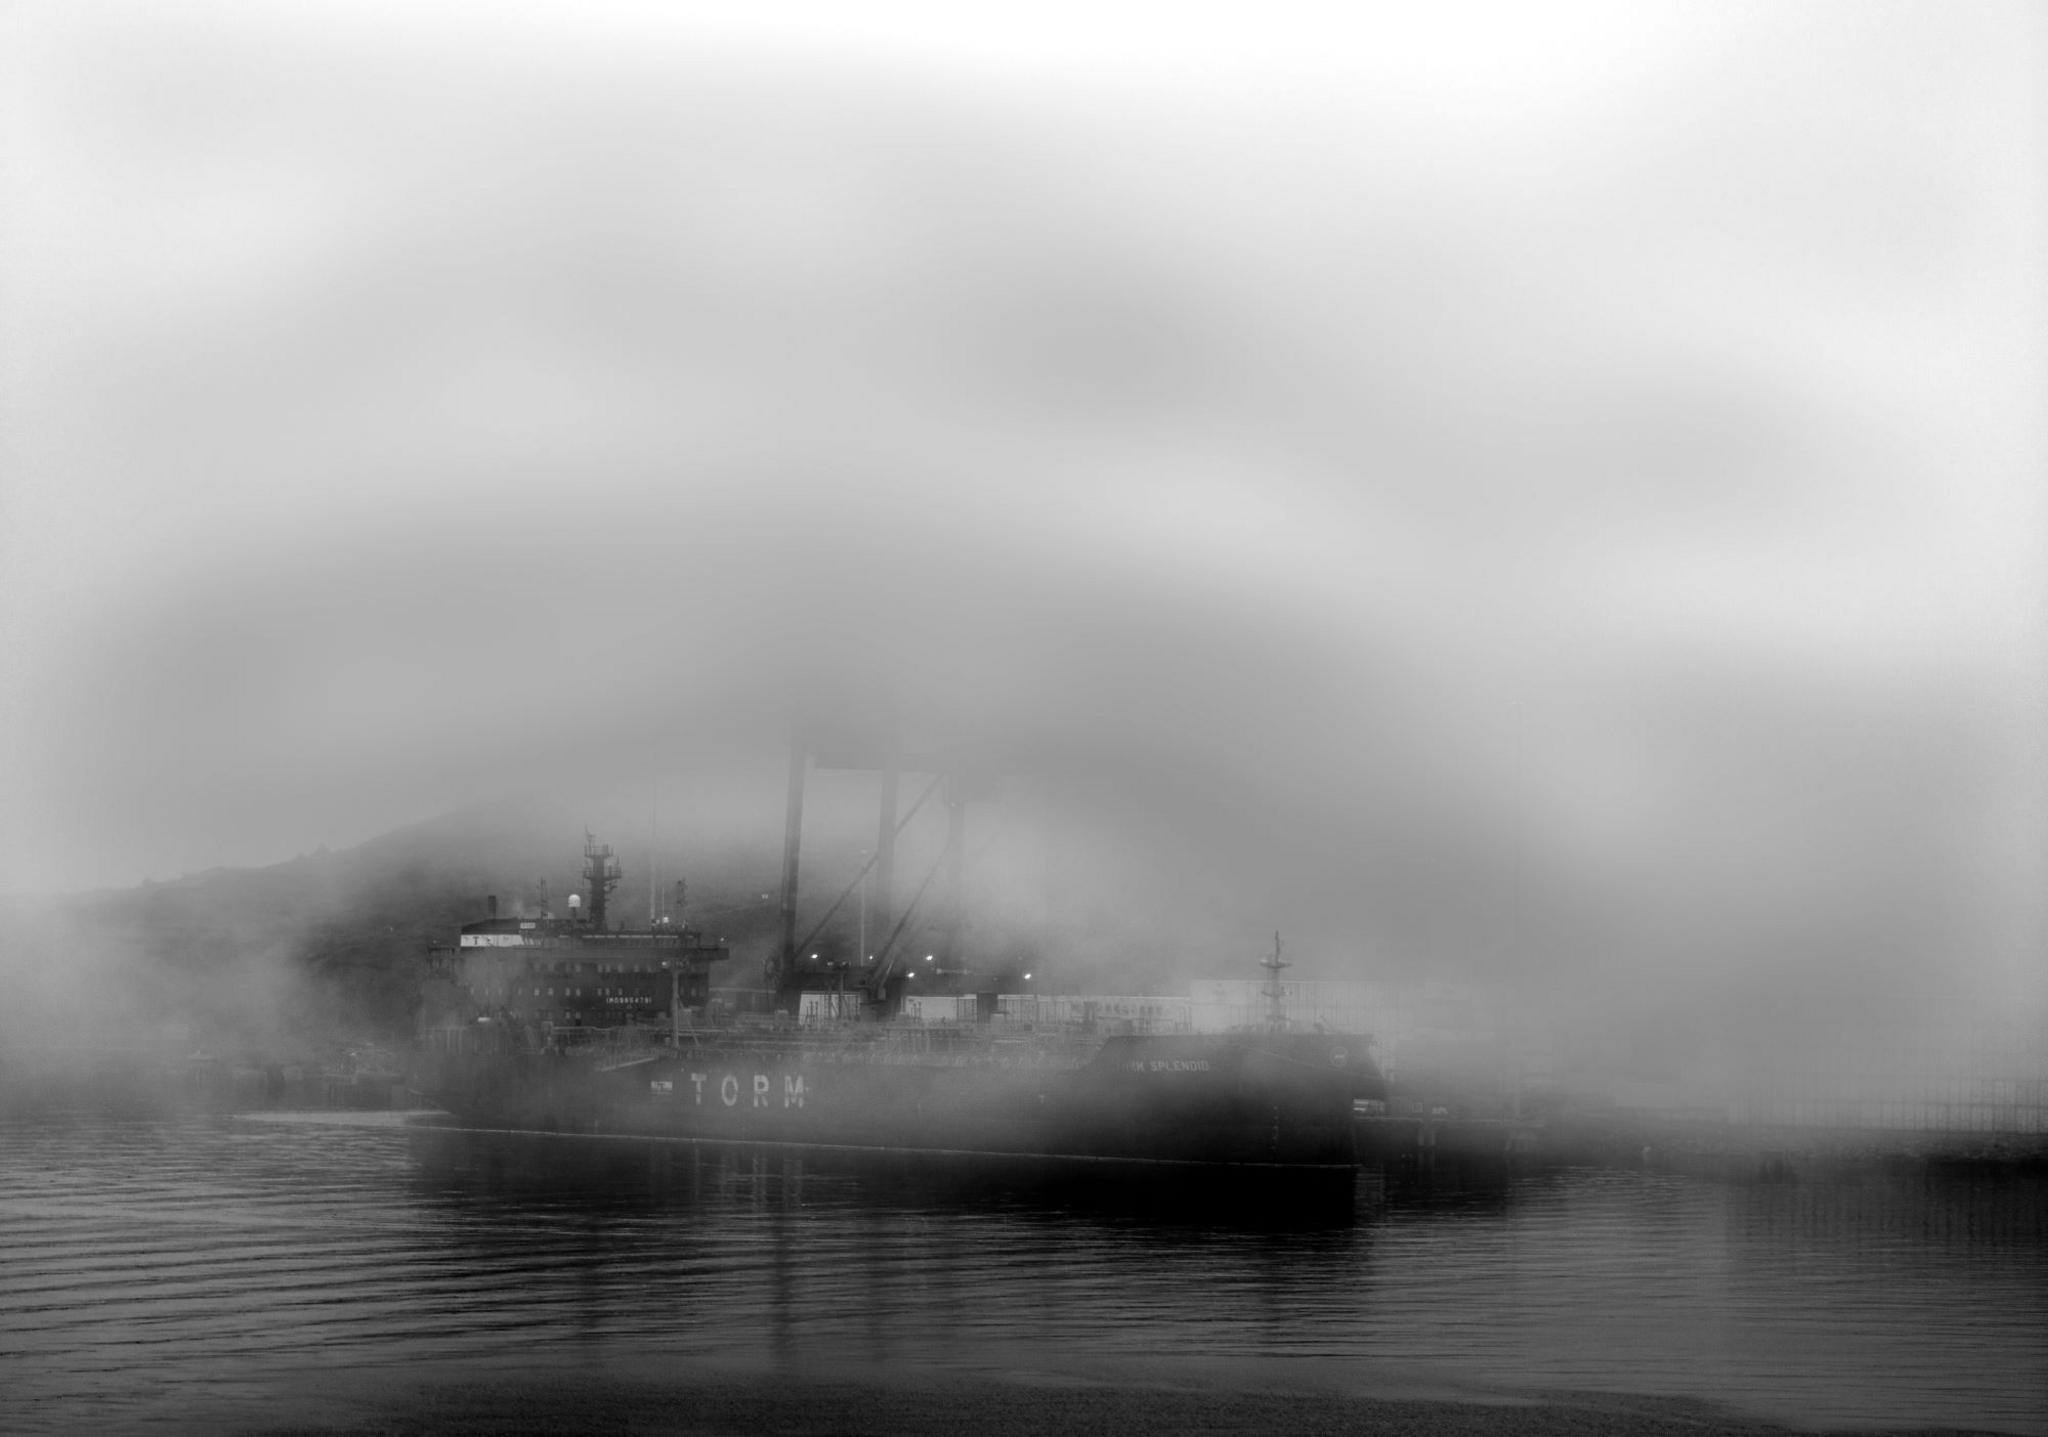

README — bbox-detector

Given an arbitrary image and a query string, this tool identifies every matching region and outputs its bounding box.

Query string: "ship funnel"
[487,894,498,918]
[569,893,582,917]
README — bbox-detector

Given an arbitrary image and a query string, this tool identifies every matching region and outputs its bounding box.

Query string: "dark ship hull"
[422,1029,1380,1170]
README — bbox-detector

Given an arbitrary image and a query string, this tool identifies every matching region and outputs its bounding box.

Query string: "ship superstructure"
[424,832,728,1047]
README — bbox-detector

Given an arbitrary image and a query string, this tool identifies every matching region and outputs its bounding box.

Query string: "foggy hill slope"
[0,770,1211,1065]
[2,804,791,1054]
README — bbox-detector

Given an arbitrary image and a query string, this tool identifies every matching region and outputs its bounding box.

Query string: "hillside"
[1,804,791,1059]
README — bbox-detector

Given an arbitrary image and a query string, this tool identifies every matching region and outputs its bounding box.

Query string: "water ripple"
[0,1116,2041,1434]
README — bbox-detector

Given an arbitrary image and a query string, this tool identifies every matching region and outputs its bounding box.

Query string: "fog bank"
[2,3,2042,1063]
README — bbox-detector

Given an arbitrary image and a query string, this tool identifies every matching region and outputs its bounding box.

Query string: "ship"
[416,748,1386,1171]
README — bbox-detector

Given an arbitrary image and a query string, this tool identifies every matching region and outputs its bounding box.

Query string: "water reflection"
[405,1123,1371,1231]
[400,1125,1382,1387]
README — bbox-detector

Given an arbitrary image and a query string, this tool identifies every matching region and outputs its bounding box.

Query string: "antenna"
[649,775,659,926]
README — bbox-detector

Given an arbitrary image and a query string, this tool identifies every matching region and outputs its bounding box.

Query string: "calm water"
[1,1114,2043,1435]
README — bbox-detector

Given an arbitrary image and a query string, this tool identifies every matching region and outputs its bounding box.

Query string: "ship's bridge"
[457,916,716,950]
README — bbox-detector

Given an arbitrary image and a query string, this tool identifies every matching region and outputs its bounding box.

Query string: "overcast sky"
[2,2,2043,1020]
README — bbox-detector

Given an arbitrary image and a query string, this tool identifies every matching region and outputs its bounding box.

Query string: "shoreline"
[245,1369,2015,1437]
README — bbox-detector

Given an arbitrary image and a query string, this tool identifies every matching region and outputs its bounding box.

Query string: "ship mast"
[1261,931,1290,1031]
[582,831,621,930]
